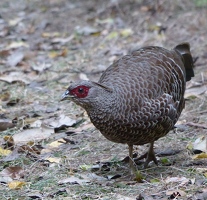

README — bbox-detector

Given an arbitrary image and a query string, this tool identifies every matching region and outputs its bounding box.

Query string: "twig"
[185,122,207,129]
[198,109,207,114]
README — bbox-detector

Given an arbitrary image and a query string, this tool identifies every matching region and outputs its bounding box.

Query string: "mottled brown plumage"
[61,43,194,170]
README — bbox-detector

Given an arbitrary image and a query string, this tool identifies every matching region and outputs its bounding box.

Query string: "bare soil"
[0,0,207,199]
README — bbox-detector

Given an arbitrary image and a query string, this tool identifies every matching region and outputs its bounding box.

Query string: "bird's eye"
[78,87,84,93]
[71,85,89,98]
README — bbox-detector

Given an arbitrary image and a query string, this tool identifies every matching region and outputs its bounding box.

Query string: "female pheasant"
[61,43,194,170]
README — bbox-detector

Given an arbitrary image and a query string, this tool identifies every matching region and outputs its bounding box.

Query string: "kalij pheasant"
[61,43,194,170]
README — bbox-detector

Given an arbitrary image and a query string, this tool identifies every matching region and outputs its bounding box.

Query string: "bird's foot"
[134,151,158,168]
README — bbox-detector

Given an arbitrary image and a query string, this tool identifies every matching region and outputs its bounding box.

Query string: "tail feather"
[174,43,194,81]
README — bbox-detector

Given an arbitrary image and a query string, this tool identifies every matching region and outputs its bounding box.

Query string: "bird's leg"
[128,144,136,173]
[128,145,144,182]
[144,141,158,168]
[135,142,158,168]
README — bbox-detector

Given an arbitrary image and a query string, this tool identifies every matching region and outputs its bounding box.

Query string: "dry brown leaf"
[0,92,10,101]
[0,49,10,57]
[4,135,15,147]
[0,166,24,179]
[18,144,42,154]
[0,122,15,131]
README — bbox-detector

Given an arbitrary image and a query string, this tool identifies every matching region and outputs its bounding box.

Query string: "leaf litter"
[0,0,207,199]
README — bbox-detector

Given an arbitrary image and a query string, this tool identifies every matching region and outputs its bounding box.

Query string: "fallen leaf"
[7,51,24,67]
[0,49,10,57]
[13,126,53,144]
[31,63,51,73]
[4,135,15,147]
[58,175,90,185]
[43,114,76,128]
[193,152,207,159]
[27,192,43,199]
[29,119,42,128]
[193,136,207,153]
[48,138,66,148]
[0,71,33,84]
[0,147,12,156]
[46,157,61,163]
[0,166,24,179]
[120,28,133,37]
[18,144,42,155]
[7,41,29,49]
[165,176,189,185]
[0,122,15,131]
[0,176,13,183]
[51,35,74,44]
[75,26,100,36]
[0,92,10,101]
[8,181,26,189]
[195,167,207,173]
[8,18,22,26]
[107,174,121,180]
[1,149,20,162]
[48,49,68,58]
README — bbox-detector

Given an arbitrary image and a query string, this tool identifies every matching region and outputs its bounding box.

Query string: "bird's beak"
[60,90,74,101]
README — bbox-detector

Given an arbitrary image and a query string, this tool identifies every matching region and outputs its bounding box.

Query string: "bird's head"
[61,80,113,109]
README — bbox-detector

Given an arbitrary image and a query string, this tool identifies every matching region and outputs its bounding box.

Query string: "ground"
[0,0,207,199]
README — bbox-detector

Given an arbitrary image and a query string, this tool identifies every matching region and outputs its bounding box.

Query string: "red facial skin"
[70,85,90,98]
